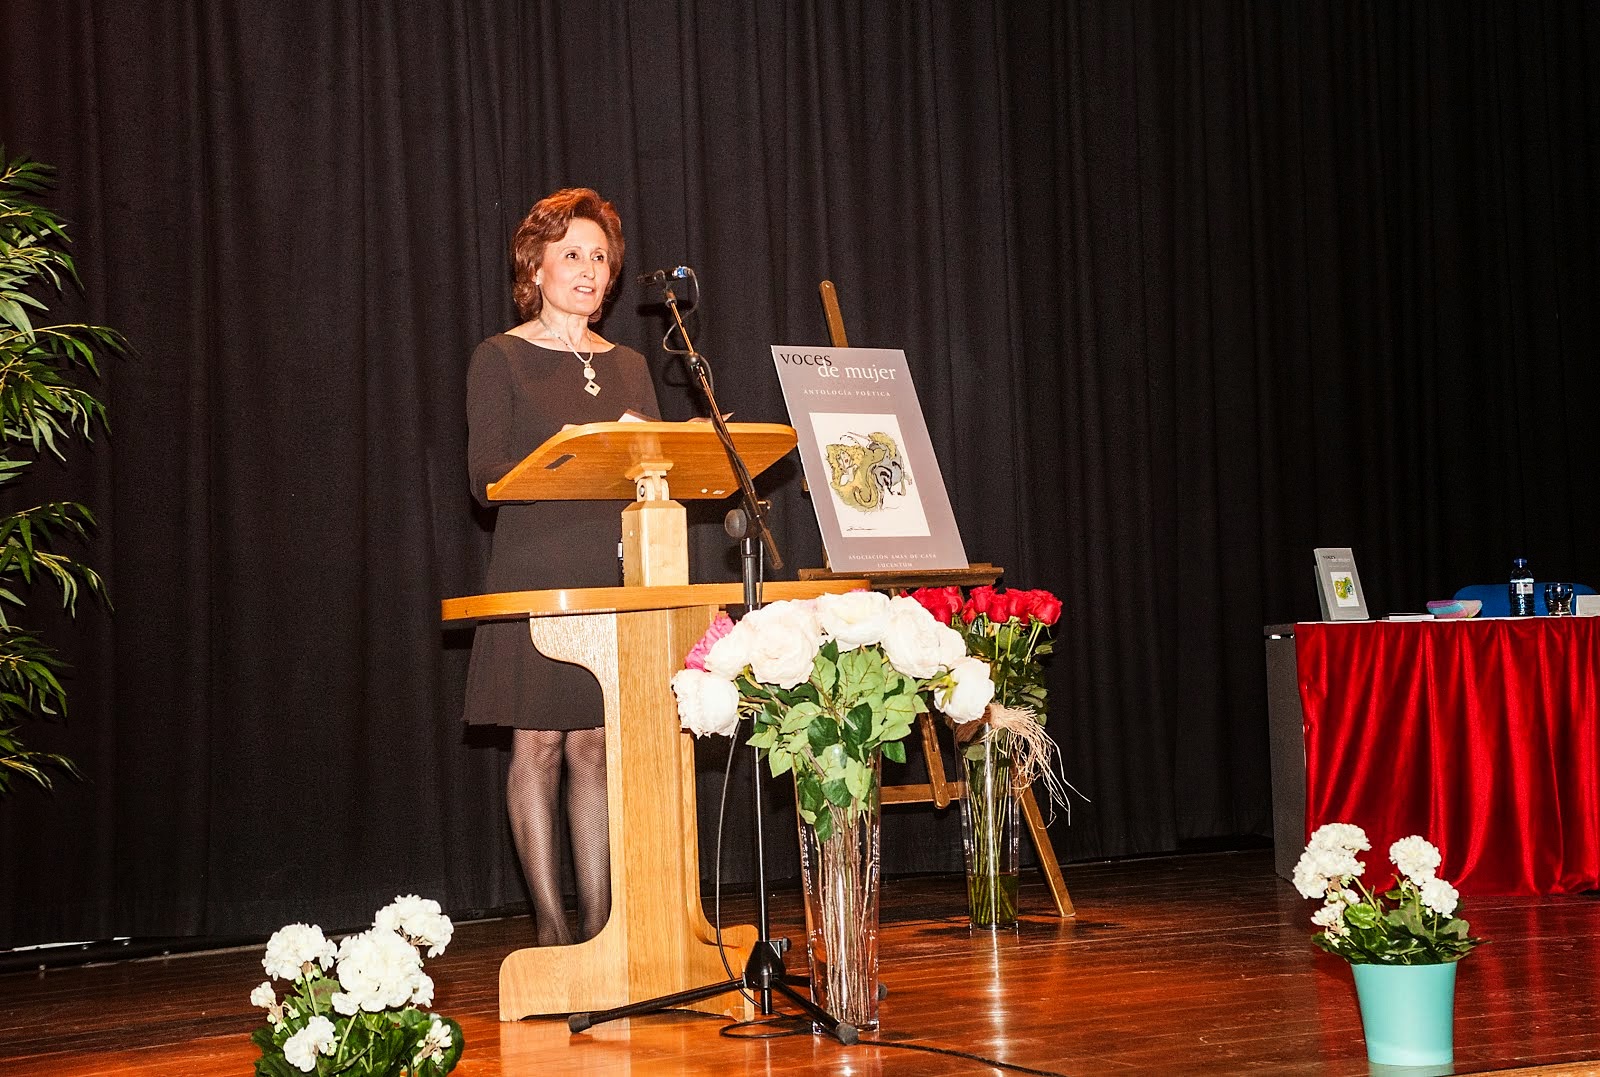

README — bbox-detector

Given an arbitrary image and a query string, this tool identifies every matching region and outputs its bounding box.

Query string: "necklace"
[541,316,600,396]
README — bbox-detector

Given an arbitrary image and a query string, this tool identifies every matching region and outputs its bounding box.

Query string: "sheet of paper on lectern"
[770,345,968,572]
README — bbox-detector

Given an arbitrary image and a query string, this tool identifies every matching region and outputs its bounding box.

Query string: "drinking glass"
[1545,583,1575,616]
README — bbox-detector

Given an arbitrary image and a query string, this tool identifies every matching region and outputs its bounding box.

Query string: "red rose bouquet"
[907,584,1068,927]
[909,585,1059,719]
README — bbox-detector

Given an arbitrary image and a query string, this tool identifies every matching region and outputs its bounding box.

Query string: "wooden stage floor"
[6,849,1600,1075]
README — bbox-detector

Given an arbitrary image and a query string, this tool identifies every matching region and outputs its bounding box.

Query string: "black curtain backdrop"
[1,1,1595,946]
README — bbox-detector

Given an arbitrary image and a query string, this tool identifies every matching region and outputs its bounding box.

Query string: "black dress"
[463,333,661,729]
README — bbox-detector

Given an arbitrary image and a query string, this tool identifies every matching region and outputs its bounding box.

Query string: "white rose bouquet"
[250,896,463,1077]
[673,591,994,1031]
[1294,824,1485,964]
[671,591,993,839]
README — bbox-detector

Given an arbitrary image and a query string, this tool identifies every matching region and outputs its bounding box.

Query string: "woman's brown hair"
[510,188,625,322]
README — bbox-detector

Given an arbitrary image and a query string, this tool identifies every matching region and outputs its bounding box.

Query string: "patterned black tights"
[507,728,611,946]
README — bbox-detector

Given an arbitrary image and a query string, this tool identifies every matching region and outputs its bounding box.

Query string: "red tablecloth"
[1297,618,1600,895]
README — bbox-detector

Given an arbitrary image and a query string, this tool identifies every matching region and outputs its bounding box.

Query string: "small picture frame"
[1314,547,1370,621]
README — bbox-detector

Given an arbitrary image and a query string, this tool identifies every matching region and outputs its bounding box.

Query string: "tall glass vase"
[961,728,1021,928]
[795,757,882,1032]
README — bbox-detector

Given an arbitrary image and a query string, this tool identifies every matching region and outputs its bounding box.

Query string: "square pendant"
[585,380,601,396]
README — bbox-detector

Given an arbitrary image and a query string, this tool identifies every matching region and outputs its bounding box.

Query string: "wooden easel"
[808,281,1075,918]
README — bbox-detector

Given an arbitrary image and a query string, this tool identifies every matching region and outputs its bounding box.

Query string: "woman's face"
[535,217,612,322]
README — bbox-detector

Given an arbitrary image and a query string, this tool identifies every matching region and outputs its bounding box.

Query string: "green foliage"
[0,150,119,794]
[1312,876,1484,965]
[744,640,929,842]
[959,616,1050,719]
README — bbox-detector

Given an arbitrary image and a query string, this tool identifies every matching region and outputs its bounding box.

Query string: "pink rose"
[684,612,736,671]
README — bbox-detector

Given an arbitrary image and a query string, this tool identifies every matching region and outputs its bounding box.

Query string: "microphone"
[637,265,693,287]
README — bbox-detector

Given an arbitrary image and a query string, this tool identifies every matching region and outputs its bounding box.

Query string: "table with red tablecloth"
[1295,618,1600,896]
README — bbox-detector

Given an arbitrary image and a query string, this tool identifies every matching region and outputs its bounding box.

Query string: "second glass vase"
[961,729,1021,929]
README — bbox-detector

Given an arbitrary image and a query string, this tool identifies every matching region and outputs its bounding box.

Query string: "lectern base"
[500,920,758,1021]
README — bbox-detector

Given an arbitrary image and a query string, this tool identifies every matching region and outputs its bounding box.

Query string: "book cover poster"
[1313,547,1369,621]
[771,346,968,572]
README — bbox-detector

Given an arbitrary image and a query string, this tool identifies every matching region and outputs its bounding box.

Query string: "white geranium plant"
[1294,824,1485,965]
[250,896,463,1077]
[671,591,994,840]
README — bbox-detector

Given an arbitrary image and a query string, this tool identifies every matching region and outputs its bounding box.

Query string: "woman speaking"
[464,188,660,946]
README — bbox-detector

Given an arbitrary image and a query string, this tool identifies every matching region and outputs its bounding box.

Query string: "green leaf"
[881,691,918,727]
[797,774,826,817]
[806,715,840,753]
[778,701,821,734]
[1394,897,1427,938]
[842,702,872,751]
[811,651,838,693]
[882,740,906,764]
[843,757,873,804]
[1345,903,1380,930]
[812,810,835,843]
[837,646,887,701]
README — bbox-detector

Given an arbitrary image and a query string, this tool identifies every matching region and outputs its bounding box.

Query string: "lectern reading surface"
[486,420,797,502]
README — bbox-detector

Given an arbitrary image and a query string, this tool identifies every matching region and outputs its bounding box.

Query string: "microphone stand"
[567,280,858,1045]
[661,283,783,585]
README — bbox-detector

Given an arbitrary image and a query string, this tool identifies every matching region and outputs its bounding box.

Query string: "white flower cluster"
[672,591,994,736]
[1295,825,1463,937]
[1418,875,1460,918]
[282,1015,337,1073]
[330,926,433,1015]
[1292,823,1370,901]
[1389,835,1457,916]
[253,898,456,1075]
[1310,903,1346,931]
[1293,825,1374,936]
[375,894,454,958]
[412,1015,454,1068]
[250,981,286,1027]
[262,923,337,981]
[1389,835,1443,883]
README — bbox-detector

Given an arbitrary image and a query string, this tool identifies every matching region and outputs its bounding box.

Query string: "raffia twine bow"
[953,704,1082,819]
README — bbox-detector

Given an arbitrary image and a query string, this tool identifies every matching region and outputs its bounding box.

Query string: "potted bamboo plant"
[0,151,119,794]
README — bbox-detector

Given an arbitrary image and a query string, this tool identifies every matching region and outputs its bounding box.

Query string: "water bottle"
[1509,558,1535,616]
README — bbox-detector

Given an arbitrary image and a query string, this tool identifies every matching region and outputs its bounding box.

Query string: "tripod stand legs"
[568,938,859,1045]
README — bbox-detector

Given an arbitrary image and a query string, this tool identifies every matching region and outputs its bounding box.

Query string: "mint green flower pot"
[1351,961,1457,1067]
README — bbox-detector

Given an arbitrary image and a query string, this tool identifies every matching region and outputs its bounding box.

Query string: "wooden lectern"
[441,421,865,1021]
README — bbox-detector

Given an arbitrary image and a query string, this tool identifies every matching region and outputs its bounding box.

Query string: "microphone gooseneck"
[636,265,693,288]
